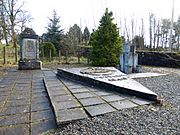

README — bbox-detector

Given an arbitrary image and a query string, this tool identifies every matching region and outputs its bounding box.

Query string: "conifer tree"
[89,8,122,66]
[44,10,63,53]
[83,27,90,44]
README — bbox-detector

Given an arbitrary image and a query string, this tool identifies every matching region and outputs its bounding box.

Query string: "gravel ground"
[42,66,180,135]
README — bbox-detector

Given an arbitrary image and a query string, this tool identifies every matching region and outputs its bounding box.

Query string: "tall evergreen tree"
[44,10,63,52]
[83,26,90,44]
[89,8,122,66]
[67,24,82,55]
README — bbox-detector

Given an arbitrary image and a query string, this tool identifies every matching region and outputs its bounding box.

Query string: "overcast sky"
[22,0,180,36]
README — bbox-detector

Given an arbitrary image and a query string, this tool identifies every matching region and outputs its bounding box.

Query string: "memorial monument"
[119,43,139,74]
[18,28,42,70]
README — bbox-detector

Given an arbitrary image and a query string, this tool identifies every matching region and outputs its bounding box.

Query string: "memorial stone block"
[18,29,42,70]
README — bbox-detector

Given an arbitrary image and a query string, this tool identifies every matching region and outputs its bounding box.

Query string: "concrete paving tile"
[0,113,29,127]
[54,100,81,110]
[70,88,90,94]
[9,98,29,103]
[6,100,30,107]
[9,95,29,100]
[31,97,49,105]
[32,83,44,87]
[31,96,49,104]
[32,80,43,83]
[31,119,57,135]
[32,86,45,90]
[31,102,51,112]
[110,100,138,110]
[79,97,105,106]
[0,96,7,102]
[56,108,87,124]
[67,85,85,89]
[0,91,11,96]
[46,83,63,88]
[31,110,55,122]
[14,87,30,91]
[2,81,15,85]
[0,124,29,135]
[0,105,29,116]
[87,87,99,92]
[32,88,46,93]
[85,103,116,116]
[48,89,69,96]
[130,98,152,105]
[0,101,5,108]
[12,90,30,96]
[32,92,48,98]
[15,84,30,87]
[74,92,97,99]
[45,78,63,86]
[60,80,77,86]
[0,87,12,92]
[52,94,75,102]
[47,86,67,91]
[94,91,113,96]
[16,81,31,84]
[102,95,125,102]
[13,90,30,96]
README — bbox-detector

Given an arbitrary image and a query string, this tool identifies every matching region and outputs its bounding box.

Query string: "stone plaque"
[22,39,38,60]
[18,28,42,70]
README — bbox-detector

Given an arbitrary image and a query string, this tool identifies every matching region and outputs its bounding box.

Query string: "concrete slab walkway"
[43,70,153,125]
[0,68,154,135]
[0,69,57,135]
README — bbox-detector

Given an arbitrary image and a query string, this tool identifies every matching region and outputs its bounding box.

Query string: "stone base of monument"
[18,60,42,70]
[57,67,158,101]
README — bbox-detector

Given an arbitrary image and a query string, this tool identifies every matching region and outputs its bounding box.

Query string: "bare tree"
[140,18,145,38]
[161,19,170,49]
[174,16,180,51]
[3,0,24,62]
[131,15,135,41]
[156,19,161,48]
[0,0,9,64]
[17,11,32,33]
[124,18,130,42]
[149,13,154,48]
[153,17,156,48]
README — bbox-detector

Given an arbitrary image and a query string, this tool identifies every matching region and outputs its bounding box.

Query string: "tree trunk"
[12,26,18,62]
[165,33,168,48]
[153,34,156,49]
[149,15,152,48]
[3,46,6,65]
[157,34,160,48]
[49,49,51,62]
[177,36,180,51]
[42,47,44,60]
[153,18,156,49]
[14,42,18,62]
[77,51,80,64]
[58,49,61,62]
[161,34,164,48]
[65,52,68,64]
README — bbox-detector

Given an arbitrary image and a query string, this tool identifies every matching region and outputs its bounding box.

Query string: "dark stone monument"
[18,28,42,70]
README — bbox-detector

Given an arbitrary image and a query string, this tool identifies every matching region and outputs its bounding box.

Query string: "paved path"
[0,69,57,135]
[44,70,152,125]
[0,68,154,135]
